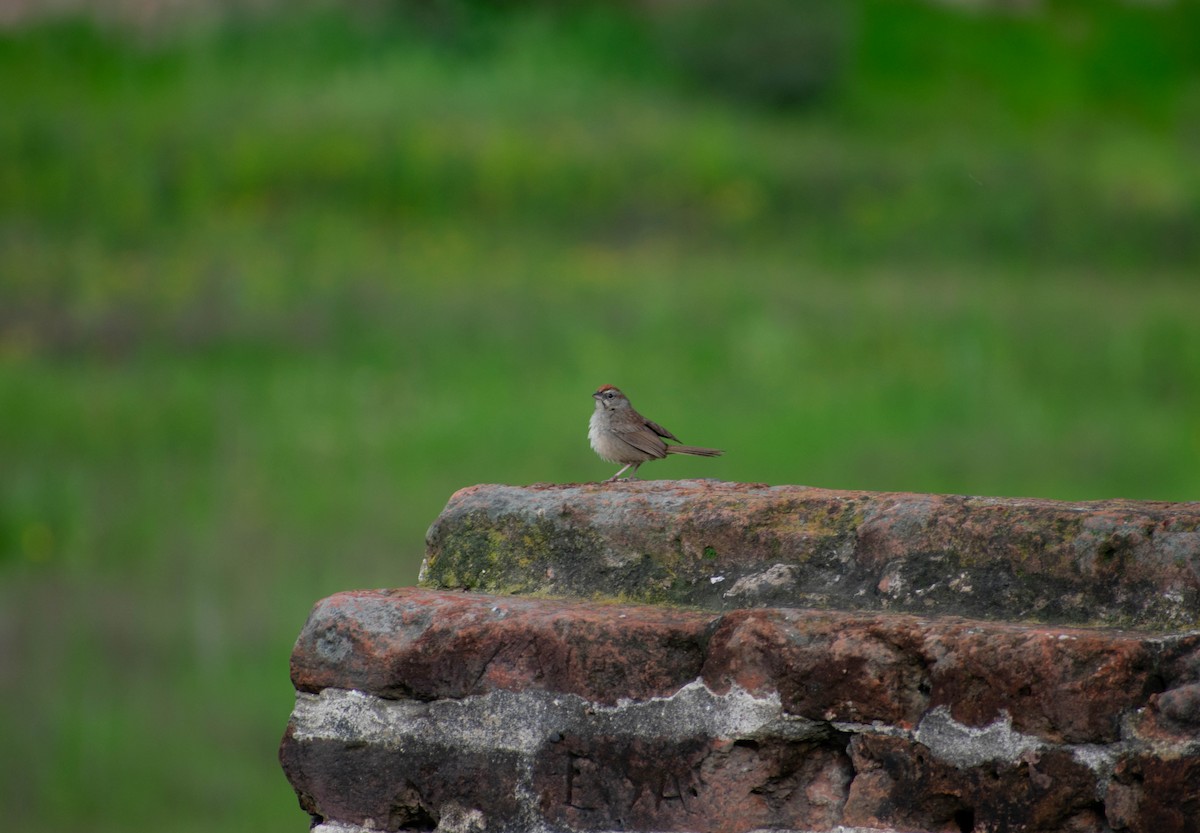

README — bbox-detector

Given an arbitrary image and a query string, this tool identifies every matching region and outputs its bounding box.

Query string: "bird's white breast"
[589,409,624,463]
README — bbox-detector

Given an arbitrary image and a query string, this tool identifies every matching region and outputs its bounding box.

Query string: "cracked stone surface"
[281,588,1200,833]
[282,484,1200,832]
[421,481,1200,630]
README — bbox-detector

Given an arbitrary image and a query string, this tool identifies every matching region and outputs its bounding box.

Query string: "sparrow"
[589,385,723,482]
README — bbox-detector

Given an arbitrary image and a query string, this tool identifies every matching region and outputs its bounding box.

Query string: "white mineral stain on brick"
[1069,742,1119,776]
[600,679,784,738]
[914,706,1043,767]
[291,680,784,752]
[312,823,376,833]
[723,563,799,598]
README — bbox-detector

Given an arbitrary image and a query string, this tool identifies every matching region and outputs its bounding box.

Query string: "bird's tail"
[666,445,723,457]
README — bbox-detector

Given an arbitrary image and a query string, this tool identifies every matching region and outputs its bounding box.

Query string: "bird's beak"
[592,392,602,400]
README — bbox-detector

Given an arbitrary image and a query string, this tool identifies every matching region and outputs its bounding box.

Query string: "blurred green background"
[2,0,1198,829]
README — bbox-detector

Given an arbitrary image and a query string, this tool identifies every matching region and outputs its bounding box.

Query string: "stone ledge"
[280,588,1200,833]
[421,481,1200,630]
[313,825,932,833]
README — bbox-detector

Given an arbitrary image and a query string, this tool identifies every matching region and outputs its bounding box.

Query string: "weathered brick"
[283,480,1200,833]
[423,482,1200,629]
[702,608,930,727]
[291,588,718,703]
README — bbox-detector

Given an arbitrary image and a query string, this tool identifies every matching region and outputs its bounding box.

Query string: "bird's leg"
[605,462,643,482]
[606,463,634,482]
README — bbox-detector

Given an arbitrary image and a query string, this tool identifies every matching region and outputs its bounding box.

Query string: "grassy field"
[2,1,1199,830]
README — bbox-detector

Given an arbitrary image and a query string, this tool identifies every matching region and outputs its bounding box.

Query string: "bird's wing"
[613,423,669,459]
[644,419,680,443]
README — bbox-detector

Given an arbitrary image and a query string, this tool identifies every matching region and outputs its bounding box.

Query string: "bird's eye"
[605,392,614,398]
